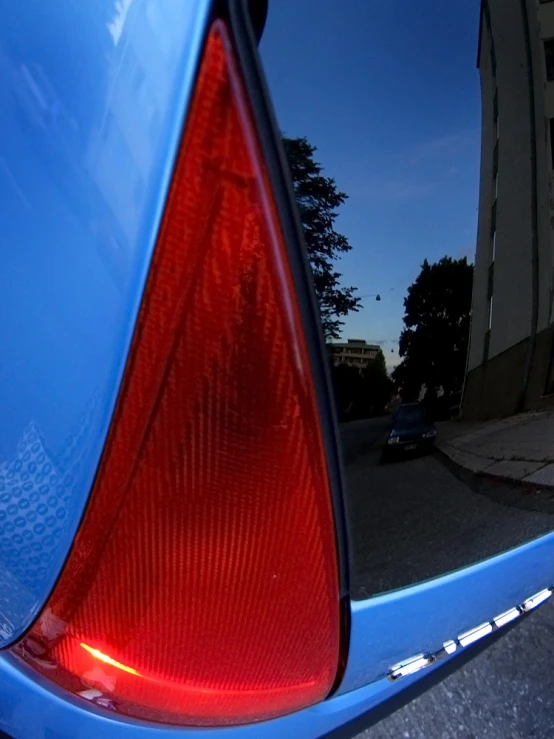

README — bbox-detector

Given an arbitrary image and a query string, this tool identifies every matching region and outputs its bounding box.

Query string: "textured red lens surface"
[13,21,340,726]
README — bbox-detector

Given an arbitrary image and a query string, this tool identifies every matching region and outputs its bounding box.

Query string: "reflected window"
[550,119,554,170]
[484,327,491,361]
[487,263,494,301]
[261,0,554,600]
[544,39,554,80]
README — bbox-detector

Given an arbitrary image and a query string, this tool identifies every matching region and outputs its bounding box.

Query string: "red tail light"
[12,20,340,726]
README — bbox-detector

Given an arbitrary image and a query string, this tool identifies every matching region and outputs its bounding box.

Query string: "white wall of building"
[469,0,553,373]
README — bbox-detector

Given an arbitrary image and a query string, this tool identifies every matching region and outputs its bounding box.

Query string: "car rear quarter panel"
[0,0,211,644]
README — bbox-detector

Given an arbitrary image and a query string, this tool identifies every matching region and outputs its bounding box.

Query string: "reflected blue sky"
[261,0,481,367]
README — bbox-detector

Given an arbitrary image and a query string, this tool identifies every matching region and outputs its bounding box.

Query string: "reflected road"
[341,417,554,599]
[344,417,554,737]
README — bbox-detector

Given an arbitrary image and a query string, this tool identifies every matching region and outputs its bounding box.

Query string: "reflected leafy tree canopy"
[283,136,360,339]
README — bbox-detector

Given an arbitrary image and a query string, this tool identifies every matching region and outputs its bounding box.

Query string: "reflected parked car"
[383,402,436,460]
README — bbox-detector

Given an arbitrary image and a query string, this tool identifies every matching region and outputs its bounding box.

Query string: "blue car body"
[0,1,553,737]
[0,0,212,645]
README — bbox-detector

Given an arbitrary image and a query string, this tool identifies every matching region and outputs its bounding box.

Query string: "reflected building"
[465,0,554,418]
[328,339,381,370]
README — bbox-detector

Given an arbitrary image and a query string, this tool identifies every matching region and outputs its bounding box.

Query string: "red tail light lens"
[12,20,340,726]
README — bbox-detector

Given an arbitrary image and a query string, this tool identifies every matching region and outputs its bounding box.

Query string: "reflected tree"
[283,136,360,340]
[331,348,393,421]
[393,257,473,406]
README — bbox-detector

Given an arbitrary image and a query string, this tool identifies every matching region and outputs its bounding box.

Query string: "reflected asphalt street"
[341,417,554,599]
[342,418,554,738]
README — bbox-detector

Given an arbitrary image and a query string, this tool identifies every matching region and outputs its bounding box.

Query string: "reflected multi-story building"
[328,339,381,370]
[464,0,554,418]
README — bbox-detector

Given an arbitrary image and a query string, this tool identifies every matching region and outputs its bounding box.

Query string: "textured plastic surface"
[0,0,212,645]
[13,22,340,726]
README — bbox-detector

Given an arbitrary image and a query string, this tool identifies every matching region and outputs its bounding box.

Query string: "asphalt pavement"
[341,417,554,738]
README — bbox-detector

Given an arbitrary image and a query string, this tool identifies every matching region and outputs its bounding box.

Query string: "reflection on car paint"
[0,0,211,645]
[388,585,553,682]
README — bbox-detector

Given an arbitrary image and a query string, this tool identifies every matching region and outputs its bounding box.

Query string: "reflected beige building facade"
[464,0,554,418]
[329,339,380,370]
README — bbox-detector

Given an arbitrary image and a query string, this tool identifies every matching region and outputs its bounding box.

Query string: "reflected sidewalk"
[436,411,554,488]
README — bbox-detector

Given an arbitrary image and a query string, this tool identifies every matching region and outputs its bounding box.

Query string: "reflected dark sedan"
[383,402,436,460]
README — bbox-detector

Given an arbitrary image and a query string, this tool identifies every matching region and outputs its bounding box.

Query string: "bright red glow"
[13,21,340,726]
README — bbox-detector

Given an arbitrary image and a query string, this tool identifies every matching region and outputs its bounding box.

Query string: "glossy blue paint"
[0,0,212,645]
[340,529,554,693]
[0,536,551,739]
[0,647,453,739]
[1,1,552,736]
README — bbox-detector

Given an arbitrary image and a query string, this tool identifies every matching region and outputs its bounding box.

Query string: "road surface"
[341,417,554,598]
[341,417,554,738]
